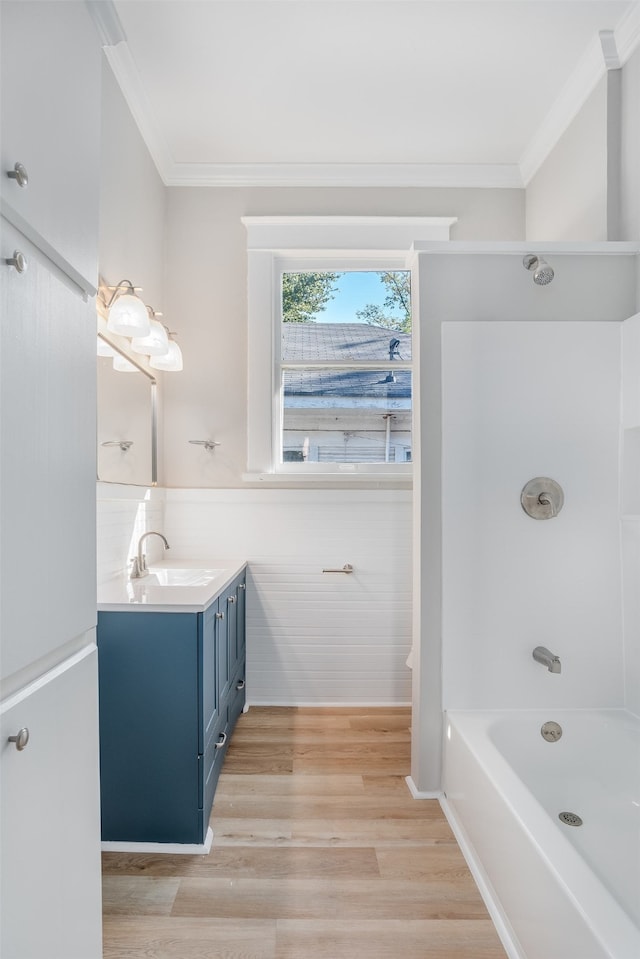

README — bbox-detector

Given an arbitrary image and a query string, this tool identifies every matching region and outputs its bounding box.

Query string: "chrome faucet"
[130,531,170,579]
[533,646,561,673]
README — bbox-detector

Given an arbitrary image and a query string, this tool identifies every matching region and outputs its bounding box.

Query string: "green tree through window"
[281,272,341,323]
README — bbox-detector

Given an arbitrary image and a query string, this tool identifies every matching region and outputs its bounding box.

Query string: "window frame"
[242,216,456,483]
[274,256,413,476]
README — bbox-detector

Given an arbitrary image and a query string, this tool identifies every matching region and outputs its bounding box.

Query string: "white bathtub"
[442,709,640,959]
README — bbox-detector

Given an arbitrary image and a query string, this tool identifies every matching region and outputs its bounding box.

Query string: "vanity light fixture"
[112,353,141,373]
[104,280,151,338]
[98,279,184,373]
[131,307,169,356]
[150,332,183,372]
[97,336,116,357]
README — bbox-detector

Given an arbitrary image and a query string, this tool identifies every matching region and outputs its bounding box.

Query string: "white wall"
[163,489,412,705]
[621,312,640,718]
[526,77,608,241]
[621,46,640,245]
[163,186,524,489]
[442,320,623,709]
[527,45,640,246]
[99,59,167,483]
[96,484,164,586]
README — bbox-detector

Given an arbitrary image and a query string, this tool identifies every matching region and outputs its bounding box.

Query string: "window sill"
[242,471,412,488]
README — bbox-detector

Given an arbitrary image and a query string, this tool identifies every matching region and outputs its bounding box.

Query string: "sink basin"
[144,567,223,587]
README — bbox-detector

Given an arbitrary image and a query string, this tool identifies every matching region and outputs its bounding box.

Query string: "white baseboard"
[439,796,524,959]
[404,776,440,800]
[101,826,213,856]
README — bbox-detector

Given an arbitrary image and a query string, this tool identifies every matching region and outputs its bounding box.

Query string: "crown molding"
[599,29,621,71]
[615,1,640,64]
[85,0,126,47]
[163,161,523,189]
[102,1,640,192]
[520,4,640,186]
[519,32,606,186]
[103,41,175,182]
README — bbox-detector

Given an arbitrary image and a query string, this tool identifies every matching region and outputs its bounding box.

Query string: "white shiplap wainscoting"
[96,484,165,585]
[163,489,413,706]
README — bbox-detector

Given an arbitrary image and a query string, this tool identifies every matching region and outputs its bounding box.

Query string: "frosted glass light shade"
[131,319,170,356]
[97,337,116,357]
[107,292,150,337]
[150,339,183,372]
[113,353,140,373]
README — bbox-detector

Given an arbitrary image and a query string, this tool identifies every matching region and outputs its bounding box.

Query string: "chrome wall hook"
[189,439,220,452]
[101,440,133,452]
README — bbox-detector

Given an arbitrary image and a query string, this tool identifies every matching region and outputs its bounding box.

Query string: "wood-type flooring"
[102,706,508,959]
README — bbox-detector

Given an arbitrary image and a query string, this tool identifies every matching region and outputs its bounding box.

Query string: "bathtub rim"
[442,707,640,959]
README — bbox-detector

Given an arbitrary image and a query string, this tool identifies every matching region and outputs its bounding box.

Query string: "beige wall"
[526,76,608,241]
[163,186,525,488]
[527,48,640,245]
[99,60,166,303]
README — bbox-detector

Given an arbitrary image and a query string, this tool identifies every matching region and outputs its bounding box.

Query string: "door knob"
[5,251,27,273]
[7,162,28,188]
[8,727,29,751]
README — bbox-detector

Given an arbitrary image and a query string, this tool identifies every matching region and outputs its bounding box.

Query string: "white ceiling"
[103,0,640,187]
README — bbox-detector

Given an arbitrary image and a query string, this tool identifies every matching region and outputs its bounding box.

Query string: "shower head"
[523,254,554,286]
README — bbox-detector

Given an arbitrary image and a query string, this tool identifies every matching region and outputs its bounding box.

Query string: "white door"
[0,221,96,683]
[0,648,103,959]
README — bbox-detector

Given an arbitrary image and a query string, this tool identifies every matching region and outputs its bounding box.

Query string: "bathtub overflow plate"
[541,721,563,742]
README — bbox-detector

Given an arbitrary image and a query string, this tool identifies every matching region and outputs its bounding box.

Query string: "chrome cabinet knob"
[228,595,236,604]
[7,162,28,188]
[235,679,245,691]
[215,731,227,749]
[216,611,224,620]
[8,727,29,751]
[238,583,246,590]
[5,250,27,273]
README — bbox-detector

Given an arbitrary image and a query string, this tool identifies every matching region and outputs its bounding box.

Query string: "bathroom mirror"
[97,331,158,486]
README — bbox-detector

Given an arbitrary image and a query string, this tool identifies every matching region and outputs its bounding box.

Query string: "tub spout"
[533,646,561,673]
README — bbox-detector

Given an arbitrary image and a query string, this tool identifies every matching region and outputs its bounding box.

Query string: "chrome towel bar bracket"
[322,564,354,574]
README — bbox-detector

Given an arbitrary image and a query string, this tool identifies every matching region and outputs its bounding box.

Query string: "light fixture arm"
[100,279,143,311]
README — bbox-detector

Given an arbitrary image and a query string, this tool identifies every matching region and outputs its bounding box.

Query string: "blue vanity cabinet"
[228,574,247,723]
[224,573,247,692]
[97,578,246,845]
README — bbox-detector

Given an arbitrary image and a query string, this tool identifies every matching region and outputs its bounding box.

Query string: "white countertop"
[97,559,247,613]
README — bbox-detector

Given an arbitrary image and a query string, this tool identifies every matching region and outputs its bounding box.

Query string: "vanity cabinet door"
[98,612,201,844]
[0,222,96,684]
[200,599,221,753]
[0,650,102,959]
[0,1,101,288]
[226,572,247,689]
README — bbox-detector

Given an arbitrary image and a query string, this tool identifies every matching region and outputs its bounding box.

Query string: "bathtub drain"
[558,811,583,827]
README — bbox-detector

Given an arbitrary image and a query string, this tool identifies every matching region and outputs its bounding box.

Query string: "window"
[242,216,456,480]
[278,270,413,469]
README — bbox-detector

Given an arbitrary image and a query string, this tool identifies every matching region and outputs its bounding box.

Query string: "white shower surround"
[441,318,624,710]
[433,251,640,958]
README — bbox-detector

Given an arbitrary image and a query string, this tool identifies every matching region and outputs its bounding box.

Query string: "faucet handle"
[129,556,143,580]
